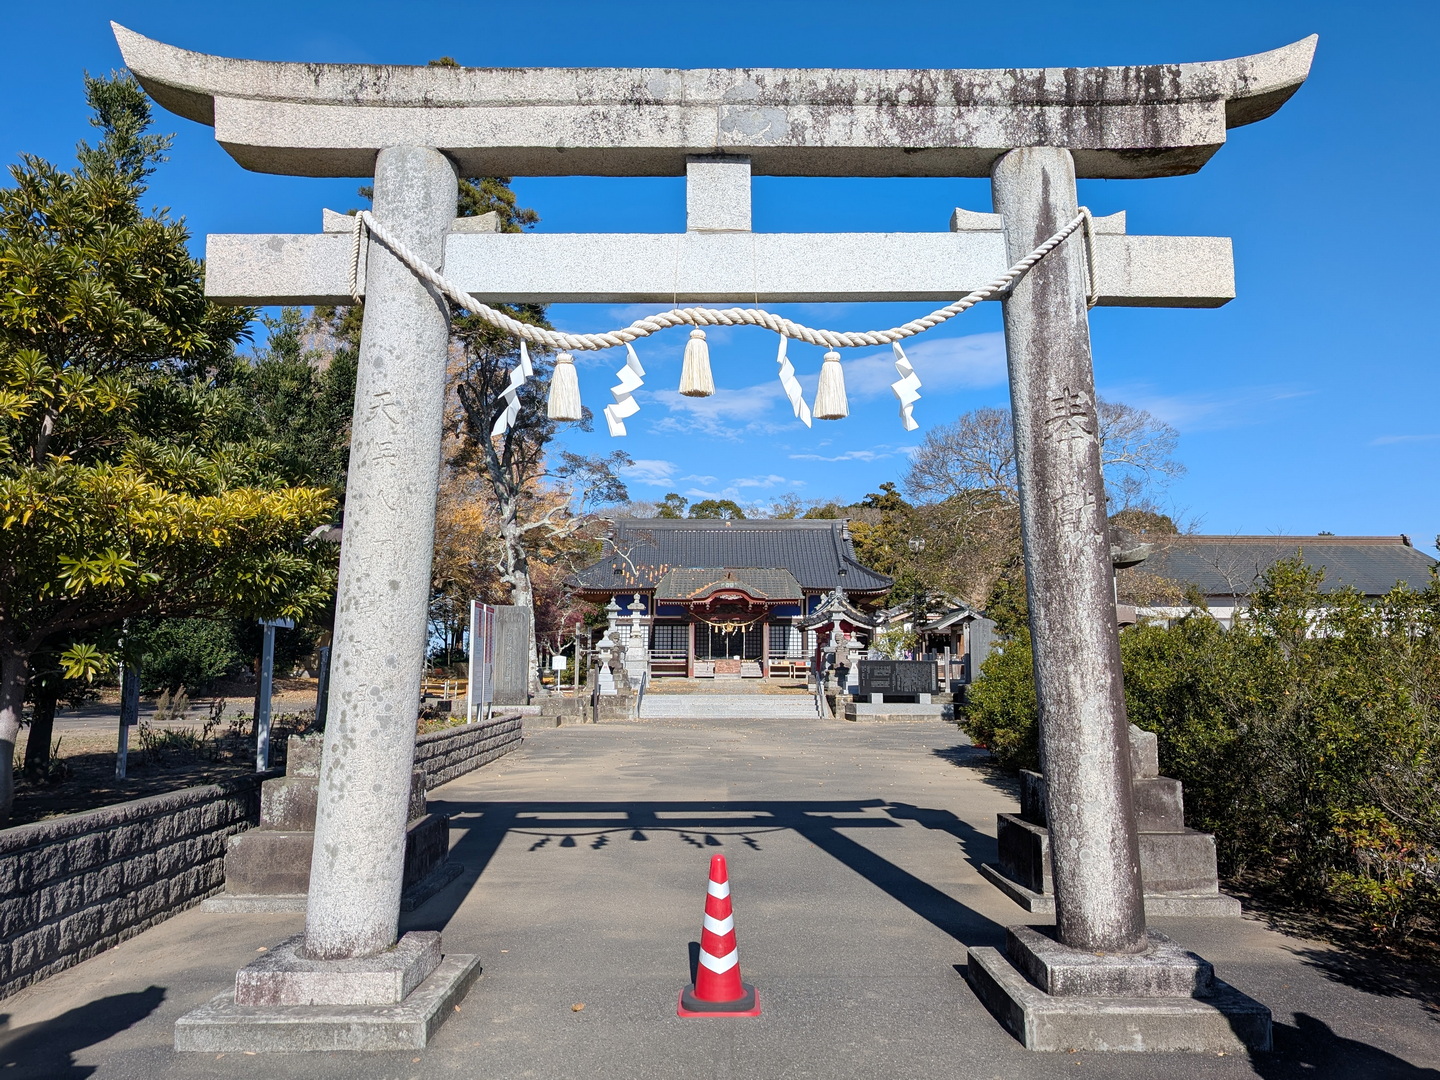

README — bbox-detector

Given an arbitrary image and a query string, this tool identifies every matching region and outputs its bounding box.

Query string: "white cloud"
[731,474,790,488]
[1097,382,1316,433]
[820,332,1008,402]
[789,448,899,463]
[1372,434,1440,445]
[621,458,678,485]
[650,384,782,419]
[646,382,788,438]
[681,474,801,500]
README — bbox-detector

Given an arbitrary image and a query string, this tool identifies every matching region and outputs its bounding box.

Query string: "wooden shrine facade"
[569,519,891,678]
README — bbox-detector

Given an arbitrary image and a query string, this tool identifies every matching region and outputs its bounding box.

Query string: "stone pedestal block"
[235,933,440,1007]
[222,830,316,896]
[203,738,459,914]
[175,954,481,1052]
[842,701,955,722]
[985,815,1239,917]
[995,814,1051,894]
[259,776,319,831]
[1138,831,1224,895]
[1132,778,1185,833]
[1007,926,1212,997]
[984,726,1241,917]
[213,815,455,911]
[967,938,1272,1052]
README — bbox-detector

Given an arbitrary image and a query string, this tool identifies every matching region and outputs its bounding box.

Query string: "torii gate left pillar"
[304,145,456,961]
[116,22,1312,1053]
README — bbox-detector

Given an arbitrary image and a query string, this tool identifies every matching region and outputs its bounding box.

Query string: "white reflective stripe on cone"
[698,947,738,974]
[703,913,735,935]
[707,879,731,898]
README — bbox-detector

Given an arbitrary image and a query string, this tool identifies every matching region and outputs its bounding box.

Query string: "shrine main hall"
[570,518,891,678]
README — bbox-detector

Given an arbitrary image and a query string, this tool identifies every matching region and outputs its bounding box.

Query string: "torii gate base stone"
[115,23,1314,1052]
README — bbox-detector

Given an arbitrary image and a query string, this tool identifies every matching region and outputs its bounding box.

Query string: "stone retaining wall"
[0,717,522,1001]
[0,772,269,1001]
[413,713,523,789]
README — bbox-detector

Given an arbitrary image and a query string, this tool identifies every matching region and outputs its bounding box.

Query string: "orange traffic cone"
[678,853,761,1017]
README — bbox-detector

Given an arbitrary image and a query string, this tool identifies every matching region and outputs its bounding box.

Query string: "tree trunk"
[0,651,31,826]
[23,677,60,779]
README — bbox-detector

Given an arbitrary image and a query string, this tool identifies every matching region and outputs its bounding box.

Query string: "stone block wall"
[0,773,267,1000]
[413,713,523,790]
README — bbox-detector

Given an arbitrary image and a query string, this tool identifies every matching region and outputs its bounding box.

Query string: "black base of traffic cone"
[678,981,760,1018]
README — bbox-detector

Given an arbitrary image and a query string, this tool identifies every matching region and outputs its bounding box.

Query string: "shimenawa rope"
[347,208,1098,352]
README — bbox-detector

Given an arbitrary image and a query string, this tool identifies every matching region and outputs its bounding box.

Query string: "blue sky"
[3,1,1436,553]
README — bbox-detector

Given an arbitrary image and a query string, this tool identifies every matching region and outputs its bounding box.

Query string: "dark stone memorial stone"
[857,659,937,697]
[491,604,532,706]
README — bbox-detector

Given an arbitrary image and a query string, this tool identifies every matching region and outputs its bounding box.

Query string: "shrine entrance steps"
[638,693,819,720]
[644,677,810,696]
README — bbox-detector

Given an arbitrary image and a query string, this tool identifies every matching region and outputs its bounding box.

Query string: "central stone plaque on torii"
[114,23,1314,1053]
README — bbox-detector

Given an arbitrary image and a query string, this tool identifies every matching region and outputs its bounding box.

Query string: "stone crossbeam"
[115,24,1314,180]
[206,228,1233,308]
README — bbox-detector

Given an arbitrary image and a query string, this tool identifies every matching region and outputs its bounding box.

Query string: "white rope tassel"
[679,329,714,397]
[890,342,922,432]
[491,341,534,437]
[547,353,583,421]
[775,336,812,428]
[813,350,848,421]
[604,343,646,437]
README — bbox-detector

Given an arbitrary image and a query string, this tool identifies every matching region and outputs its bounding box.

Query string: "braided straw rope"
[350,207,1096,352]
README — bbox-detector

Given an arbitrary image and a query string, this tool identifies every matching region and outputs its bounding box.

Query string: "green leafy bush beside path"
[963,559,1440,949]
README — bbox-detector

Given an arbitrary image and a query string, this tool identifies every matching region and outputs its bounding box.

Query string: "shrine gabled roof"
[1142,536,1438,598]
[655,568,803,603]
[570,519,891,596]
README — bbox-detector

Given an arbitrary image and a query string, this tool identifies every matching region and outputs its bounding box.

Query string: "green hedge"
[962,559,1440,948]
[134,618,244,692]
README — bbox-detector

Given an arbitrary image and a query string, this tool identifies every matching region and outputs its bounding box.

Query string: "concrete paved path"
[1,717,1435,1079]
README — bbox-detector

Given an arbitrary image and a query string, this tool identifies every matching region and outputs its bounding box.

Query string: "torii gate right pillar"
[992,148,1147,955]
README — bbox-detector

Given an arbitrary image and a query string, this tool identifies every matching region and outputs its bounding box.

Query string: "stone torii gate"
[114,24,1314,1052]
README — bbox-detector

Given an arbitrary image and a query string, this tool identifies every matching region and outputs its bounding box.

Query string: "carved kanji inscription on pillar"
[1045,386,1094,442]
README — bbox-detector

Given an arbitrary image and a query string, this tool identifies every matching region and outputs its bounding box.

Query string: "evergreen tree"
[0,75,335,820]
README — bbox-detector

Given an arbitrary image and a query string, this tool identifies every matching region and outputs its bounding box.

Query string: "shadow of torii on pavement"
[412,798,1005,947]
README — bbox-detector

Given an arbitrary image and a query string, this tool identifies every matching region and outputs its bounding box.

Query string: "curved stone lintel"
[113,23,1315,179]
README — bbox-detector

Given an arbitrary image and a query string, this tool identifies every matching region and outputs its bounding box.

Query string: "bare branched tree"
[1095,399,1186,511]
[904,398,1183,512]
[448,326,631,690]
[903,406,1017,509]
[901,399,1185,606]
[440,177,631,692]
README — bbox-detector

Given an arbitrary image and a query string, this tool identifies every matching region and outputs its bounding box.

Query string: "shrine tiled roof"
[570,519,892,595]
[1142,536,1437,598]
[654,568,803,602]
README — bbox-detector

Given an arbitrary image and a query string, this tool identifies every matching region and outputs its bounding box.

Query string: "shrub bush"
[961,558,1440,949]
[135,618,244,692]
